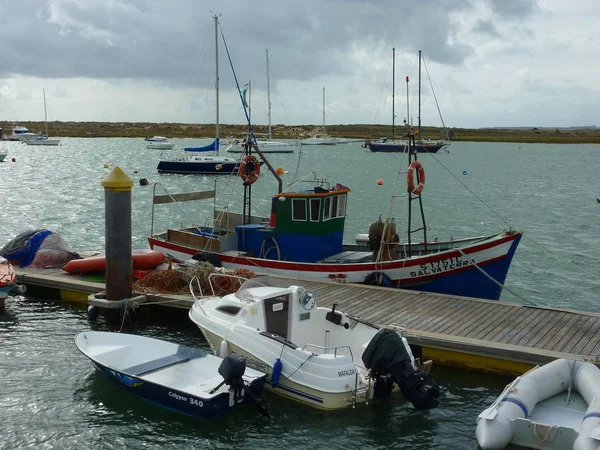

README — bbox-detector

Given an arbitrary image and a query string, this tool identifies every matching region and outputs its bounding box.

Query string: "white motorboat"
[228,139,296,154]
[6,124,38,141]
[476,358,600,450]
[75,331,268,418]
[188,275,440,411]
[145,136,175,150]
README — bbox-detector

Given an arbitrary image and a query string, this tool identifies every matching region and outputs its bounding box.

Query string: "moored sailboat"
[26,90,60,146]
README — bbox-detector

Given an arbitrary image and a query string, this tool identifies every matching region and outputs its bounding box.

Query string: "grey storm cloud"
[1,0,483,85]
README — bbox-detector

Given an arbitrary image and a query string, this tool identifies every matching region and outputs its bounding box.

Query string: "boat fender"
[364,272,393,287]
[10,284,26,295]
[407,160,425,195]
[271,358,282,388]
[87,305,99,321]
[220,339,229,357]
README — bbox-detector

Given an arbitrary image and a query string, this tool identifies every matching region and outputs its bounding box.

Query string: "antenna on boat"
[405,50,428,258]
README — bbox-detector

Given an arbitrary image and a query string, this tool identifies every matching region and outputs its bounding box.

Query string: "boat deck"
[15,267,600,375]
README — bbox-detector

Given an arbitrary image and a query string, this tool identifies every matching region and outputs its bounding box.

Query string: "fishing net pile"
[133,262,256,296]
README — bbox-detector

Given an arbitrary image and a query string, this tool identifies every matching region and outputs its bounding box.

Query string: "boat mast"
[266,49,272,141]
[406,50,428,257]
[214,15,220,153]
[43,89,48,137]
[322,87,326,135]
[392,47,395,140]
[418,49,422,141]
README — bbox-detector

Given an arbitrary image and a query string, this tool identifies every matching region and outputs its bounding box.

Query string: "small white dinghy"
[476,358,600,450]
[75,331,268,418]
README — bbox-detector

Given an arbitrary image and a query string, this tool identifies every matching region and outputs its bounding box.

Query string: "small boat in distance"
[0,148,7,162]
[476,358,600,450]
[145,136,175,150]
[26,90,61,146]
[6,124,38,141]
[299,87,341,145]
[366,50,449,153]
[75,331,268,419]
[157,16,239,175]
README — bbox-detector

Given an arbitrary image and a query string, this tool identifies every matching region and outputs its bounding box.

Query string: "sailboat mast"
[322,87,326,135]
[214,15,220,151]
[266,49,272,140]
[392,47,395,139]
[43,89,48,137]
[418,49,422,140]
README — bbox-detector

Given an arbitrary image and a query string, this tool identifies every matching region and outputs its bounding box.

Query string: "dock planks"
[15,268,600,372]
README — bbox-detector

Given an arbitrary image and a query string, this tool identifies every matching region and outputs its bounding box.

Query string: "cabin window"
[310,198,320,222]
[216,305,241,315]
[331,196,339,219]
[323,197,331,221]
[338,194,346,217]
[292,198,307,221]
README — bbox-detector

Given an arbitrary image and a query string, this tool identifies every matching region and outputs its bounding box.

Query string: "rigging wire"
[421,56,449,139]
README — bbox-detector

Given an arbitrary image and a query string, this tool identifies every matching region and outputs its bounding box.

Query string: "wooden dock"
[15,267,600,376]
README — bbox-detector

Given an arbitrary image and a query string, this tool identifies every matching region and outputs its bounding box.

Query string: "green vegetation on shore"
[2,121,600,144]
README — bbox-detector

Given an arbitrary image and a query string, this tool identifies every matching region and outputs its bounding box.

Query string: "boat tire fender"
[239,155,260,186]
[364,272,393,287]
[407,160,425,195]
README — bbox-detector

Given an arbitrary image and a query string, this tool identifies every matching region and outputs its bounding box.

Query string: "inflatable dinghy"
[62,249,165,274]
[476,358,600,450]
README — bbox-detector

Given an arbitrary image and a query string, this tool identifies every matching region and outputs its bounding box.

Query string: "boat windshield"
[235,276,276,302]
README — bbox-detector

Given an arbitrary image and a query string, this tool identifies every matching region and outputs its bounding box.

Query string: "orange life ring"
[407,160,425,195]
[239,155,260,185]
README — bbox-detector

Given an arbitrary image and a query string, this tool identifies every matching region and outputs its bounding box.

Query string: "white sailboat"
[157,16,239,175]
[300,87,342,145]
[26,90,60,146]
[229,49,297,154]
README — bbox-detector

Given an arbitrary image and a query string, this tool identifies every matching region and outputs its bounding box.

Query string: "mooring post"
[101,166,133,301]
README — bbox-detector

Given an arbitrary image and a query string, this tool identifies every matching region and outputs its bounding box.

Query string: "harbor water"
[1,138,599,449]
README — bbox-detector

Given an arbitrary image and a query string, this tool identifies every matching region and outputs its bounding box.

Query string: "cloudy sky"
[1,0,598,128]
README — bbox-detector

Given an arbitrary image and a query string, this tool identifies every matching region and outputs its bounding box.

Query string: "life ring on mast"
[239,155,260,185]
[407,160,425,195]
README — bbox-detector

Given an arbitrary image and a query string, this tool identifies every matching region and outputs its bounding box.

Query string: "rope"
[532,422,558,449]
[455,247,537,306]
[284,353,315,380]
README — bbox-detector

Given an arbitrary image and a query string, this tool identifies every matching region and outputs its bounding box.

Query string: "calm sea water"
[1,138,599,449]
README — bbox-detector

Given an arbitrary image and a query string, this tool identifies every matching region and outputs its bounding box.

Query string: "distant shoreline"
[2,121,600,144]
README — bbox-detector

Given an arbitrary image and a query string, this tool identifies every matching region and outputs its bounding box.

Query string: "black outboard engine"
[216,353,271,418]
[362,328,440,410]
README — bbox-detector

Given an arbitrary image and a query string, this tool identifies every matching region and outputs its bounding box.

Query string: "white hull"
[476,358,600,450]
[228,140,296,153]
[25,138,60,146]
[146,142,175,150]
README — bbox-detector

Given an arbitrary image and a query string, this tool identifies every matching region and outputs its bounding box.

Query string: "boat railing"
[301,343,354,360]
[189,276,207,316]
[285,171,330,191]
[206,272,248,298]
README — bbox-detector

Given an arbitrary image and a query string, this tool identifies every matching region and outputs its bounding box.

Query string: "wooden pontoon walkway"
[16,267,600,375]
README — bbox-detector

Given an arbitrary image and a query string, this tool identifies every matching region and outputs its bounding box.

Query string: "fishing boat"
[299,87,342,145]
[148,155,521,300]
[75,331,268,419]
[228,50,297,154]
[476,358,600,450]
[0,256,17,308]
[366,50,449,153]
[157,16,237,175]
[188,275,440,411]
[26,90,61,146]
[145,136,175,150]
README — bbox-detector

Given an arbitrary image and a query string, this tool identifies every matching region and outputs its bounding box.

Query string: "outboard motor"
[362,328,440,410]
[215,353,270,418]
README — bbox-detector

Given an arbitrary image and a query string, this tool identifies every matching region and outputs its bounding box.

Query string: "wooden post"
[101,166,133,301]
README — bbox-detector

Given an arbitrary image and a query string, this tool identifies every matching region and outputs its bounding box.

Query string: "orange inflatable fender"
[407,160,425,195]
[239,155,260,186]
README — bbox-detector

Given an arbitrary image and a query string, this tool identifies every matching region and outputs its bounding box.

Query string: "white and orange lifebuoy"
[239,155,260,185]
[407,160,425,195]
